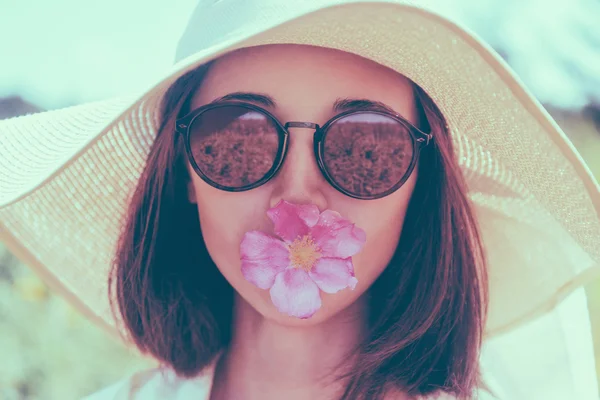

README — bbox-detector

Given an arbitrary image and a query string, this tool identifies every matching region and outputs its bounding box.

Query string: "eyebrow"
[209,91,400,115]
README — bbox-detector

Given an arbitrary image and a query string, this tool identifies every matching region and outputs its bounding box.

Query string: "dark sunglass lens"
[322,113,414,197]
[188,106,281,188]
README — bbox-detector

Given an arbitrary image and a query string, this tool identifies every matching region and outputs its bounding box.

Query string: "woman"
[0,1,598,399]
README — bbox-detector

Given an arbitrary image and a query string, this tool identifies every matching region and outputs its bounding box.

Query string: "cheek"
[194,178,252,279]
[311,180,415,324]
[352,206,405,287]
[351,174,416,288]
[190,177,265,281]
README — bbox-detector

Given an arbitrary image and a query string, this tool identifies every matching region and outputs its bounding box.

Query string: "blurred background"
[1,0,599,399]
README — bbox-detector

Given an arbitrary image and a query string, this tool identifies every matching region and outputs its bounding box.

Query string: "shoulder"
[81,353,221,399]
[81,367,164,400]
[80,364,216,400]
[81,366,214,400]
[413,389,499,400]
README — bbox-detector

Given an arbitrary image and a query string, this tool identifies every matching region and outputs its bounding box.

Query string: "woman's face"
[186,44,418,325]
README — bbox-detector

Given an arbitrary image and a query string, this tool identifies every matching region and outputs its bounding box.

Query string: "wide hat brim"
[1,0,599,345]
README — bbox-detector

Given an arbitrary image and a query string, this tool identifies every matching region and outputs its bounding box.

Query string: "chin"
[253,289,363,327]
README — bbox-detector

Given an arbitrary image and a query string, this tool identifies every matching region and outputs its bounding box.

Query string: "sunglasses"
[175,101,432,200]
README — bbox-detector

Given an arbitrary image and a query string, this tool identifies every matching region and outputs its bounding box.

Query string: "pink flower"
[240,200,366,319]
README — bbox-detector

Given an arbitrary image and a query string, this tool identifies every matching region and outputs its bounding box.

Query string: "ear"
[187,180,198,204]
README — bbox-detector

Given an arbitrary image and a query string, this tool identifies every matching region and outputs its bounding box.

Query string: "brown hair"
[109,58,489,400]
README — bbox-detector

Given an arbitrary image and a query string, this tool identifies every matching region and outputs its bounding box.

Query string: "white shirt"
[82,287,598,400]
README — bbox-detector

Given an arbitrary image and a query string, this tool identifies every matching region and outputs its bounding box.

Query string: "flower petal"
[310,210,367,258]
[269,269,322,319]
[308,257,358,293]
[267,200,320,243]
[240,231,290,289]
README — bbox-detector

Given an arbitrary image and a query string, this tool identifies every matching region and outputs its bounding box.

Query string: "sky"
[0,0,197,109]
[1,0,599,111]
[442,0,600,110]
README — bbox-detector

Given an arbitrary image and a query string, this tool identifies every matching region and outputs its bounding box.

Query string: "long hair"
[109,58,489,400]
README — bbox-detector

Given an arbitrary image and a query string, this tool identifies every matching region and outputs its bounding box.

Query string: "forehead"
[191,43,417,123]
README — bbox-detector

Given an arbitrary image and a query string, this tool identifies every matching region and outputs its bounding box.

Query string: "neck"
[211,293,368,400]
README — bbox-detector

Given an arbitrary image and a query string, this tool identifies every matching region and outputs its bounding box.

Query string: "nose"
[268,126,328,211]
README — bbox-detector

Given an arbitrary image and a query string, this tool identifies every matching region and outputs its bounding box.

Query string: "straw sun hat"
[1,0,599,344]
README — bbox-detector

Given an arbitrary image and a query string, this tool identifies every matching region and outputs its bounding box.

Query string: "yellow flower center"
[288,235,321,272]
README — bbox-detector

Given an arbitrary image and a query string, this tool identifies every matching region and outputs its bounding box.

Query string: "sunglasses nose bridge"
[280,120,324,179]
[270,121,328,211]
[280,120,321,170]
[284,121,320,131]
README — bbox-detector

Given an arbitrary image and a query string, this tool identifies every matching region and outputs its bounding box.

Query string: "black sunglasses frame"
[175,101,433,200]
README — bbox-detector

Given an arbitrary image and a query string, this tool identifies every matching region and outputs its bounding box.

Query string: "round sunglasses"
[175,101,432,200]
